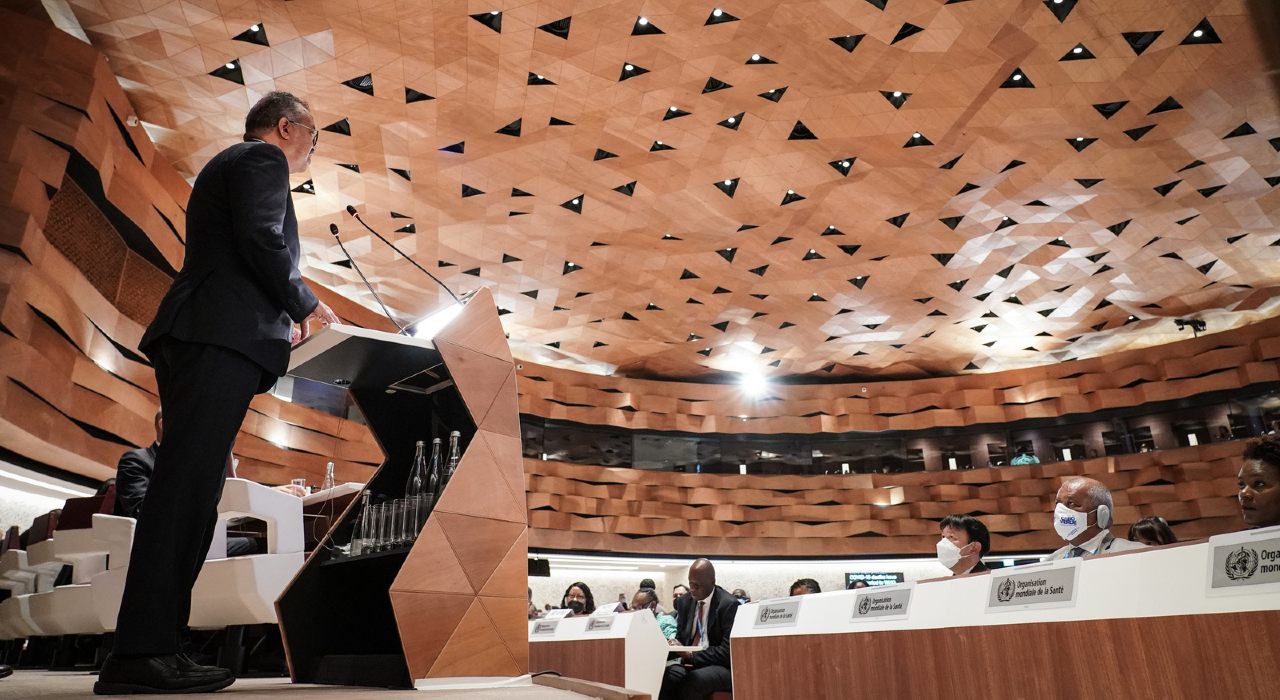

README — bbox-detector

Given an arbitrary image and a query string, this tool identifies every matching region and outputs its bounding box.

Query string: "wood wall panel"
[517,316,1280,433]
[0,9,378,491]
[524,441,1248,557]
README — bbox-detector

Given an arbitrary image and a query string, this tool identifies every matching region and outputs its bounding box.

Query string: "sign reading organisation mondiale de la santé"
[987,559,1080,612]
[1207,524,1280,596]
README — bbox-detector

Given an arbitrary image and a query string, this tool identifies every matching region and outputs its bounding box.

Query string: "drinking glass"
[403,495,419,544]
[291,478,309,496]
[370,503,386,551]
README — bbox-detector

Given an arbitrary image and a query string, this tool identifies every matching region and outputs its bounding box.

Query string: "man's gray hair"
[1064,477,1113,525]
[244,91,310,139]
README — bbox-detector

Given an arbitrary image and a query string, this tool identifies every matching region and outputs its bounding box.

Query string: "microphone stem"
[332,232,406,332]
[350,213,462,304]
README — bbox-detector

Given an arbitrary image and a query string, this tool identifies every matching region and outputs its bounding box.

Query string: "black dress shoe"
[93,654,234,695]
[0,663,13,679]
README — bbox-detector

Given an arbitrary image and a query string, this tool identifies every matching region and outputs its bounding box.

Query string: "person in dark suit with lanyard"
[660,558,740,700]
[95,92,337,695]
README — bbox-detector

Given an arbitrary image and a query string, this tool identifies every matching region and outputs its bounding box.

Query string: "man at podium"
[95,92,337,695]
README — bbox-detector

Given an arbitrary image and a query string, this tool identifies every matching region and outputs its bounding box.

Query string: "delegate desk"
[528,610,670,698]
[732,528,1280,700]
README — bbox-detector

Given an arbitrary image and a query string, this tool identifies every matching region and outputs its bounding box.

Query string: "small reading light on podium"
[739,464,748,475]
[841,463,850,475]
[407,303,464,340]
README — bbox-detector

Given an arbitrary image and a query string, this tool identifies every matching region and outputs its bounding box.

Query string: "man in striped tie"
[660,559,740,700]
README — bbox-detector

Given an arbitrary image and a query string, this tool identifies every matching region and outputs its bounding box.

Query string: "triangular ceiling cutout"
[405,87,433,103]
[470,11,502,33]
[538,17,571,38]
[341,73,373,95]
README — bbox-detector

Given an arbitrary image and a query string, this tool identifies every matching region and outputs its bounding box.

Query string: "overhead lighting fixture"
[739,369,768,398]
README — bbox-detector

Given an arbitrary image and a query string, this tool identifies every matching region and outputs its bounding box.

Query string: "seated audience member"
[640,578,667,613]
[938,514,991,575]
[731,588,750,604]
[528,588,539,620]
[1128,516,1177,546]
[115,409,302,555]
[560,581,596,616]
[660,559,739,700]
[789,578,821,596]
[1011,447,1040,465]
[848,579,870,590]
[672,583,689,604]
[616,592,630,611]
[1046,477,1146,559]
[1238,437,1280,528]
[632,588,678,640]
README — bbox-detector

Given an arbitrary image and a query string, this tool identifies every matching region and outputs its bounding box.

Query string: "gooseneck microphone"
[344,205,461,304]
[329,222,406,333]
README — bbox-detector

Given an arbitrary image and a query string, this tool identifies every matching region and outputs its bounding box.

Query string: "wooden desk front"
[731,539,1280,699]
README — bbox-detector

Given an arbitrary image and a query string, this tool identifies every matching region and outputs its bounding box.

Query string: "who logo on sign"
[857,596,872,616]
[1225,547,1259,581]
[996,578,1016,603]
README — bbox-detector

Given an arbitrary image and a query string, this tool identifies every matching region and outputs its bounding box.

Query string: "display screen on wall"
[845,572,905,587]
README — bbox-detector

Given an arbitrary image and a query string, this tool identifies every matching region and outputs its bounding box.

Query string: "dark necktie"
[691,601,705,646]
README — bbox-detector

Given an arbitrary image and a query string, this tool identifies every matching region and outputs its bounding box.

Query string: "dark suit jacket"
[673,585,739,670]
[970,560,990,574]
[140,140,318,383]
[114,444,157,519]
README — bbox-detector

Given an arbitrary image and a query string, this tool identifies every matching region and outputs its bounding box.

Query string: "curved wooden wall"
[517,319,1280,434]
[526,440,1246,557]
[0,9,379,488]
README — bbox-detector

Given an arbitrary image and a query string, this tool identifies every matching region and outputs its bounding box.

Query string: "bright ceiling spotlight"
[740,371,768,398]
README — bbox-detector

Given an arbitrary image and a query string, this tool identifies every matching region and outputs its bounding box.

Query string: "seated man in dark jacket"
[660,558,739,700]
[114,410,260,555]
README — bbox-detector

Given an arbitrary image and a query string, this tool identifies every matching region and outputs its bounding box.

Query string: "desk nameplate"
[986,559,1080,612]
[1206,525,1280,597]
[531,619,559,637]
[753,599,801,628]
[850,583,913,622]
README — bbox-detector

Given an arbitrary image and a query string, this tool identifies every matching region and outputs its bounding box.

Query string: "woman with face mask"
[560,581,596,616]
[937,514,990,575]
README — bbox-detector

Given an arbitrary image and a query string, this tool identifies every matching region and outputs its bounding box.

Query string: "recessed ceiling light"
[655,140,663,145]
[572,199,580,205]
[567,261,575,267]
[638,16,649,25]
[536,74,544,79]
[624,64,634,71]
[767,88,775,93]
[727,116,736,123]
[828,225,836,229]
[892,90,903,97]
[751,53,761,61]
[912,132,921,138]
[723,179,732,185]
[669,106,678,111]
[1072,47,1083,54]
[1013,73,1023,81]
[225,62,236,69]
[840,161,849,167]
[1193,29,1204,38]
[490,10,499,15]
[1075,136,1084,141]
[713,8,723,17]
[250,24,259,31]
[808,249,816,254]
[787,189,795,194]
[1053,0,1063,3]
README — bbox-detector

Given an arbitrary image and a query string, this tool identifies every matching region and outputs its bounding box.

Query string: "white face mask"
[936,538,965,568]
[1053,502,1092,541]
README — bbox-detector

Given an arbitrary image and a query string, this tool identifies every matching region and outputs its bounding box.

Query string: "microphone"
[329,222,406,332]
[345,205,461,304]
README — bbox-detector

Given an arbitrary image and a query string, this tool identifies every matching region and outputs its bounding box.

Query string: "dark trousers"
[660,663,732,700]
[113,338,267,656]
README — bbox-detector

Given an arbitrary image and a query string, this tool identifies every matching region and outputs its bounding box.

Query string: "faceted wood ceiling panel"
[65,0,1280,380]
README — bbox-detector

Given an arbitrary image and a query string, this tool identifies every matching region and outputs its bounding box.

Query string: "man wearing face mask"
[937,514,991,575]
[1045,477,1146,560]
[631,588,678,640]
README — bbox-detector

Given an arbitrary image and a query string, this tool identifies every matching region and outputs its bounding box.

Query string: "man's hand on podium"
[294,300,339,345]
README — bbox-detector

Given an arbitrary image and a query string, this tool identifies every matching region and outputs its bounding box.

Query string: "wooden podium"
[276,288,528,687]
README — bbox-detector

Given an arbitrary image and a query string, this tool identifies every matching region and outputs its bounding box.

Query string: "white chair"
[188,479,304,628]
[89,515,227,633]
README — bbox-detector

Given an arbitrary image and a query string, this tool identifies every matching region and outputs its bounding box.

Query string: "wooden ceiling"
[63,0,1280,381]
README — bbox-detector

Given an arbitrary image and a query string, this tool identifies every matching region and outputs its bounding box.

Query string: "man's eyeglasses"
[287,120,319,148]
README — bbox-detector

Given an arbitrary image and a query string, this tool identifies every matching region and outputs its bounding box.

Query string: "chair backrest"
[27,510,60,545]
[4,526,17,551]
[57,494,111,530]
